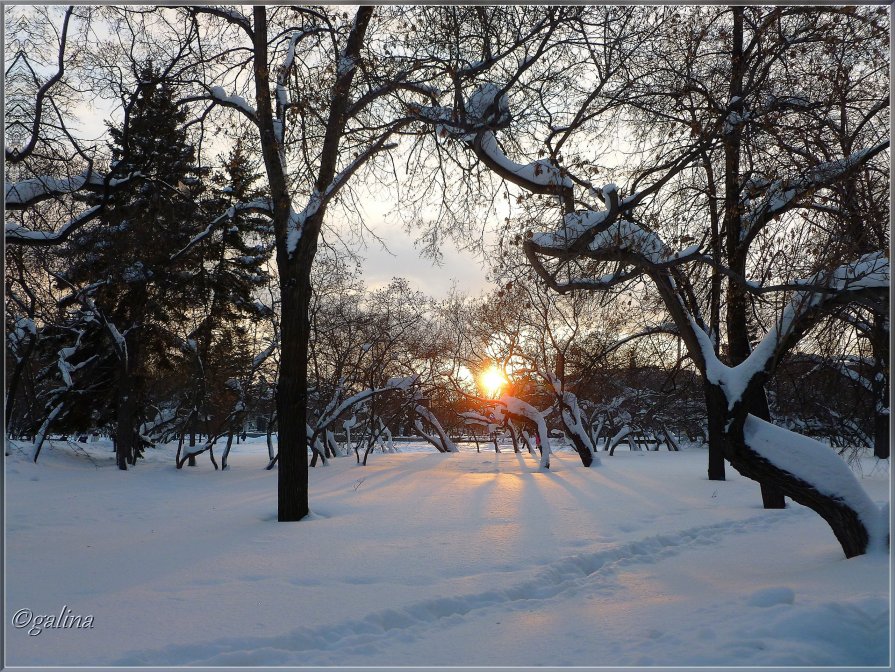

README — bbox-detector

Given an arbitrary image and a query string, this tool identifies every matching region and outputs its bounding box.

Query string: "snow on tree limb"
[693,252,889,412]
[494,394,551,469]
[5,171,141,210]
[170,199,273,261]
[207,86,258,122]
[5,170,146,246]
[414,404,459,453]
[5,206,102,246]
[188,6,253,37]
[743,415,886,551]
[742,141,889,243]
[313,376,418,438]
[285,131,401,257]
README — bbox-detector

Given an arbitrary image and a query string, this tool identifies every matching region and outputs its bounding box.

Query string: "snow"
[8,316,37,350]
[286,193,324,257]
[337,54,356,77]
[208,85,256,119]
[464,82,509,124]
[743,415,886,550]
[5,172,136,206]
[747,585,796,607]
[4,437,887,668]
[532,211,678,265]
[498,394,551,468]
[5,206,102,243]
[744,143,889,229]
[477,132,573,189]
[104,321,126,357]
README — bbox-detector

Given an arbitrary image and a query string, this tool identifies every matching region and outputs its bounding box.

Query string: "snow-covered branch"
[493,395,551,469]
[211,84,257,118]
[313,376,417,437]
[696,251,889,413]
[5,171,141,210]
[742,141,889,243]
[414,403,459,453]
[188,6,253,37]
[285,129,403,257]
[170,198,273,261]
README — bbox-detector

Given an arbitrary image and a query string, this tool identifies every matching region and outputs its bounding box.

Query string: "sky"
[349,188,496,298]
[359,224,493,299]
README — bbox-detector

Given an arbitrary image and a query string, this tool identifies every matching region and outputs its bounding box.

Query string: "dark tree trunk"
[565,430,594,467]
[558,399,595,467]
[115,358,137,471]
[722,7,786,508]
[725,426,870,558]
[251,5,372,519]
[266,411,276,465]
[507,421,520,453]
[704,383,727,480]
[222,431,234,469]
[748,389,786,509]
[188,421,197,467]
[873,410,889,460]
[275,262,311,521]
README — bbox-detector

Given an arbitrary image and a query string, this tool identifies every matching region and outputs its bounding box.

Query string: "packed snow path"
[5,438,889,667]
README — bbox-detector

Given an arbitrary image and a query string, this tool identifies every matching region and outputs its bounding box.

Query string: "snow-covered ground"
[4,437,890,669]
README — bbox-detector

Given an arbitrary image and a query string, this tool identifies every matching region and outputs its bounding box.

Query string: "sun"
[479,366,508,399]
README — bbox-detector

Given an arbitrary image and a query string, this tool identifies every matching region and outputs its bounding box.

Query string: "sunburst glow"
[479,366,508,399]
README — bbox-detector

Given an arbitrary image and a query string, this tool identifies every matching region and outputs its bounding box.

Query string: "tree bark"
[725,426,870,558]
[188,418,197,467]
[114,355,137,470]
[704,383,727,480]
[222,431,234,469]
[719,7,783,508]
[561,418,594,466]
[749,388,786,508]
[275,261,312,520]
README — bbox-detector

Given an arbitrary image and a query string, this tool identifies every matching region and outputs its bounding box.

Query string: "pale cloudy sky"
[357,215,493,299]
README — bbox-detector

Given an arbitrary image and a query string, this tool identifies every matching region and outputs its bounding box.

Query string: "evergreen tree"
[176,138,274,466]
[51,64,207,469]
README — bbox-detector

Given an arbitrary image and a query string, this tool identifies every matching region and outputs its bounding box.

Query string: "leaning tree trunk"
[724,422,872,558]
[564,429,594,467]
[557,396,595,467]
[221,431,234,470]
